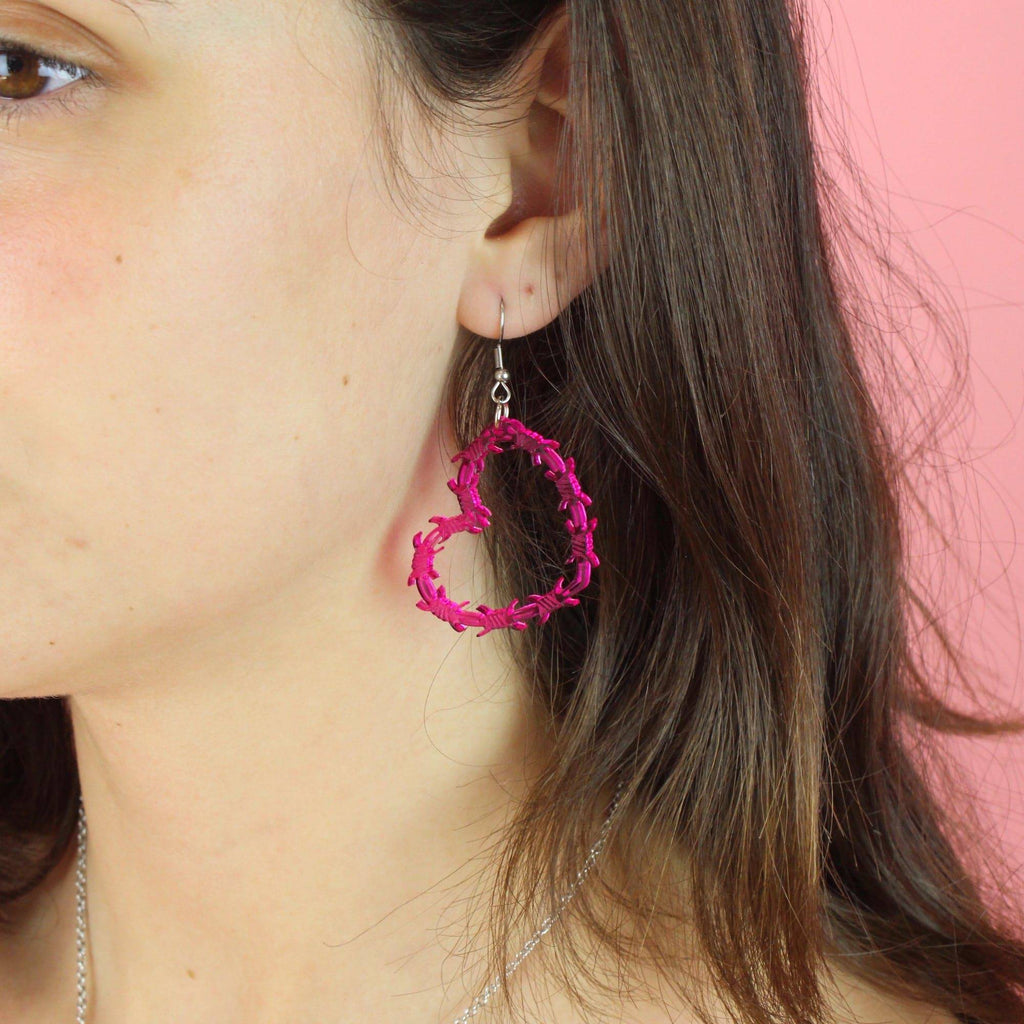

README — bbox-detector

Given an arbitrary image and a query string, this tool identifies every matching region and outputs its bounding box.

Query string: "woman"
[0,0,1021,1021]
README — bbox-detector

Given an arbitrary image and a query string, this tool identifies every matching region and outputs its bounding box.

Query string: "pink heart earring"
[408,296,600,636]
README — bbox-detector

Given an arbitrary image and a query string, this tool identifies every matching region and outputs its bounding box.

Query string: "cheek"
[0,140,373,693]
[0,28,463,697]
[0,189,107,354]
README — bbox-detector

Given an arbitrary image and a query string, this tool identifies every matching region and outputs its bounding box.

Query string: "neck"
[70,602,546,1022]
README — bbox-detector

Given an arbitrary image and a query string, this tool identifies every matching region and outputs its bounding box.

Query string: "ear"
[456,5,605,341]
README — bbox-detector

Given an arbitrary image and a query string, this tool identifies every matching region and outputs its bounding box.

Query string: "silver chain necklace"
[73,781,624,1023]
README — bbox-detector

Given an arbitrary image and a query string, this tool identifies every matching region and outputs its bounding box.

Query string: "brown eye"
[0,46,48,99]
[0,40,90,101]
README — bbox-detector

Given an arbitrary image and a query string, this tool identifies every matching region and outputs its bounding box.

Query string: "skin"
[0,2,961,1022]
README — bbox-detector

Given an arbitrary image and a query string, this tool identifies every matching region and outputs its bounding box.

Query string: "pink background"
[807,0,1024,907]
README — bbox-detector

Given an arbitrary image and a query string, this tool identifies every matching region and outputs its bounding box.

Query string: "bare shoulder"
[823,964,959,1024]
[600,966,960,1024]
[519,949,959,1024]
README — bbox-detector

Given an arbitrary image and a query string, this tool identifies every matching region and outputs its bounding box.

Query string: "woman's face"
[0,0,503,697]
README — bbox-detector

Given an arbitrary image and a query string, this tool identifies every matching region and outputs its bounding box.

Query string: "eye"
[0,36,98,129]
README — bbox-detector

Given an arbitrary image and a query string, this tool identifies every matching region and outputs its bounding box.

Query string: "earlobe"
[457,204,593,341]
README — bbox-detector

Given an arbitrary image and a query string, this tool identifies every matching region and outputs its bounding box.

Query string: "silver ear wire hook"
[490,296,512,426]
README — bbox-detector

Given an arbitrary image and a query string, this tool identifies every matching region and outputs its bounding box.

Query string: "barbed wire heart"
[408,417,599,636]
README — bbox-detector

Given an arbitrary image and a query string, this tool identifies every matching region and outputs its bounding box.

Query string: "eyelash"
[0,35,100,129]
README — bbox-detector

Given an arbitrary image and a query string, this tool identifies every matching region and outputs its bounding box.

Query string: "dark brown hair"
[3,0,1023,1021]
